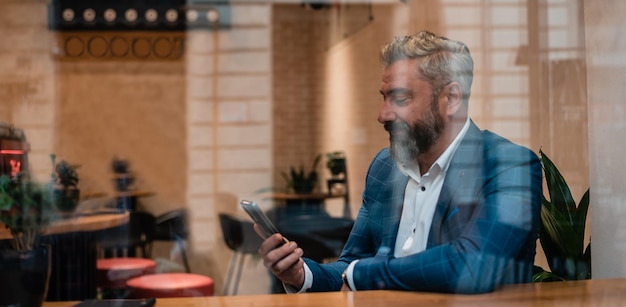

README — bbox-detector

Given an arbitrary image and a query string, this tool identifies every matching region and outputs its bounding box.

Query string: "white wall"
[584,0,626,279]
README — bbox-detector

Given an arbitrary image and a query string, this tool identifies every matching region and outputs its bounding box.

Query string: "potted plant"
[0,171,54,306]
[111,157,134,192]
[281,154,322,194]
[532,149,590,282]
[50,154,81,214]
[326,151,346,178]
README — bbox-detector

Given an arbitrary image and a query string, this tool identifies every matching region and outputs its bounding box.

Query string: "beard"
[385,97,445,165]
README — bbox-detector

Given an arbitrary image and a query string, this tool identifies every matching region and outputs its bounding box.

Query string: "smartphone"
[240,199,281,239]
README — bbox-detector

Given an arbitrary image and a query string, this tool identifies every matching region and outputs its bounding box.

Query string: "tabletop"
[43,211,130,235]
[42,278,626,307]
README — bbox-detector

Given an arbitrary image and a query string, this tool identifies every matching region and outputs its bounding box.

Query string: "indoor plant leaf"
[535,150,591,282]
[539,149,577,225]
[572,189,590,245]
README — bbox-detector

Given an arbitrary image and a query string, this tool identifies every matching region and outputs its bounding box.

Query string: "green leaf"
[539,149,577,225]
[536,150,591,281]
[573,189,590,242]
[0,193,14,210]
[532,266,565,282]
[539,199,581,257]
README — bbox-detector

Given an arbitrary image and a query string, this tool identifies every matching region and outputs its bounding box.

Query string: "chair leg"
[223,251,240,296]
[232,251,247,295]
[175,237,191,273]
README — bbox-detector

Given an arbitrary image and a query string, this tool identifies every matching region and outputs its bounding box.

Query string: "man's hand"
[254,224,306,289]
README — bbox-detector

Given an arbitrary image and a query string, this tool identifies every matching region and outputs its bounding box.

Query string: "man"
[256,31,542,294]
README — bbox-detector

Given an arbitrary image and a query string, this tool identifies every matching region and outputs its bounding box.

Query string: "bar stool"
[126,273,214,298]
[96,257,156,299]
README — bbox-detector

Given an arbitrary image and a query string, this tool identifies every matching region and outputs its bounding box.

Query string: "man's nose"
[377,102,395,124]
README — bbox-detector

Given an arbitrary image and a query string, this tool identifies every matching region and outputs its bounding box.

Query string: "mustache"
[384,121,408,133]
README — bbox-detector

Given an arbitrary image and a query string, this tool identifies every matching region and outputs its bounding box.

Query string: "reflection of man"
[256,31,542,294]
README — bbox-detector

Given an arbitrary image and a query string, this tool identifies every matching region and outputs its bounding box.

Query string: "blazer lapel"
[428,121,484,247]
[378,162,409,256]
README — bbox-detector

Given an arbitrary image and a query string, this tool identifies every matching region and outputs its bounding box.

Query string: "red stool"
[126,273,214,298]
[97,258,156,298]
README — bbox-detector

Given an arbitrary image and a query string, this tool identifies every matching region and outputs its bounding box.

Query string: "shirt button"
[412,228,416,233]
[421,186,426,191]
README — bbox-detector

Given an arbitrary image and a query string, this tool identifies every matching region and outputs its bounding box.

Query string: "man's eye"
[391,97,409,105]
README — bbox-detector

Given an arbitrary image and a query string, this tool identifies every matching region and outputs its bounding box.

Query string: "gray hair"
[380,31,474,102]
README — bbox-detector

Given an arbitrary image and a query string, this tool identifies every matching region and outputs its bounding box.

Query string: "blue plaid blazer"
[304,121,542,293]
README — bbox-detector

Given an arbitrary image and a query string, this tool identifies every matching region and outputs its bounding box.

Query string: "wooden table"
[44,212,129,235]
[42,212,130,301]
[42,278,626,306]
[114,190,156,211]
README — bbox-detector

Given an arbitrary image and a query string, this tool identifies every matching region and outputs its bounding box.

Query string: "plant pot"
[111,159,129,174]
[328,158,346,177]
[0,244,51,307]
[292,182,316,194]
[53,188,80,214]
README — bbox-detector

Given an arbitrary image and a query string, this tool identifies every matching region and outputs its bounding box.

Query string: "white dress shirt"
[393,117,469,257]
[290,118,471,293]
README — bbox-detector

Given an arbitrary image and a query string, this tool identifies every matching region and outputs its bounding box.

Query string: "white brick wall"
[185,2,273,294]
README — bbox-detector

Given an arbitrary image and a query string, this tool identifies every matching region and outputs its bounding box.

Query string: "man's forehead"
[383,59,420,81]
[381,60,425,90]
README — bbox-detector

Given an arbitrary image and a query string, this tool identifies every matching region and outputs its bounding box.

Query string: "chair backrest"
[218,213,263,254]
[97,211,156,258]
[154,209,188,241]
[277,214,353,261]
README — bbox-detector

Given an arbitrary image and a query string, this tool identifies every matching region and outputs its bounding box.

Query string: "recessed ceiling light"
[125,8,138,22]
[165,9,178,22]
[186,9,198,22]
[145,9,158,23]
[83,8,96,22]
[62,8,75,22]
[104,9,116,22]
[207,9,219,23]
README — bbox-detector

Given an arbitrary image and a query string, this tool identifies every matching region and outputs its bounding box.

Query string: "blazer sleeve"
[350,139,542,293]
[304,148,398,292]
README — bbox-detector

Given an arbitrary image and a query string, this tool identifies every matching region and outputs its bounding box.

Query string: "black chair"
[218,213,264,296]
[97,211,156,258]
[277,215,354,261]
[153,209,191,273]
[265,214,353,294]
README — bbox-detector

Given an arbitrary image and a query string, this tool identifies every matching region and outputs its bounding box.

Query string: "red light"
[0,150,24,155]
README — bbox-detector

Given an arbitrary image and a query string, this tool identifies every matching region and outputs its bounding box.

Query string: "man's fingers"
[262,240,299,267]
[258,233,287,255]
[270,247,303,274]
[276,257,305,288]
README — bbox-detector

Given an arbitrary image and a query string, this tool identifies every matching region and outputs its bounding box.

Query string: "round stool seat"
[127,273,214,298]
[97,258,157,289]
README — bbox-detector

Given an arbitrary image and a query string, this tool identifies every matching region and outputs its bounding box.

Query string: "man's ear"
[443,82,463,115]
